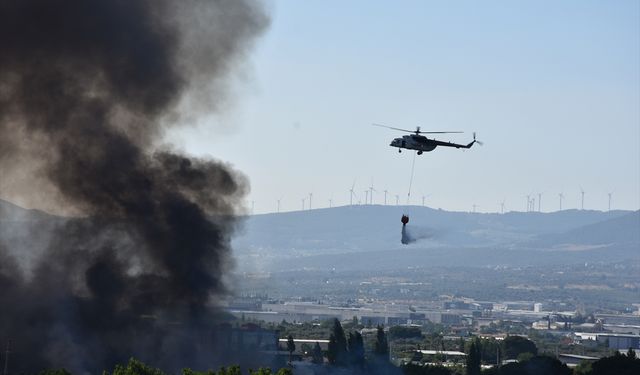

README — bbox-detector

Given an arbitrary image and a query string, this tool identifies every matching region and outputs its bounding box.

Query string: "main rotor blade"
[419,131,464,134]
[372,123,463,134]
[372,123,415,133]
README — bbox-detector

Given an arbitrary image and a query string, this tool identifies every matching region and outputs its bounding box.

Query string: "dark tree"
[479,338,501,365]
[628,347,637,359]
[327,334,338,365]
[388,325,422,339]
[374,325,389,359]
[465,337,481,375]
[286,335,295,364]
[501,336,537,359]
[347,331,365,367]
[312,342,324,364]
[591,351,640,375]
[483,355,571,375]
[38,370,72,375]
[328,318,348,366]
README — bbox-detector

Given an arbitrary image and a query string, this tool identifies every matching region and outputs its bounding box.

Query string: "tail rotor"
[473,132,484,146]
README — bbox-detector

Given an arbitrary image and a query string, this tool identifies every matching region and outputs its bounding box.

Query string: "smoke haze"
[0,0,268,372]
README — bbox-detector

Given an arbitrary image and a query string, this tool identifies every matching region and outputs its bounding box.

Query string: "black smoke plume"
[0,0,268,373]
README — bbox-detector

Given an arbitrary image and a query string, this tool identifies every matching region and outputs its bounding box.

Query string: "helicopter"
[373,123,482,155]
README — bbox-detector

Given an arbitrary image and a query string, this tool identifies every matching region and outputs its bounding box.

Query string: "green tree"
[249,369,293,375]
[573,360,592,375]
[38,370,72,375]
[286,335,296,364]
[501,336,537,360]
[402,363,453,375]
[111,358,165,375]
[465,337,481,375]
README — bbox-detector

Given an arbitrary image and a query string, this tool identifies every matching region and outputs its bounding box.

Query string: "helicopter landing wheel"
[417,151,423,155]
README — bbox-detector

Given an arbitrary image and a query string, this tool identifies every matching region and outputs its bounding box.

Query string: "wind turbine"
[395,194,400,206]
[277,197,283,213]
[301,197,306,211]
[369,179,377,205]
[580,187,585,210]
[349,180,357,206]
[531,197,535,212]
[383,190,388,205]
[364,190,369,205]
[251,200,255,215]
[500,199,505,214]
[309,192,313,210]
[472,204,478,213]
[537,192,543,212]
[526,195,531,212]
[421,193,432,207]
[608,192,612,211]
[558,193,564,211]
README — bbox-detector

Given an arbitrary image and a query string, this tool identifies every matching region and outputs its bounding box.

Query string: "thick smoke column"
[0,0,268,373]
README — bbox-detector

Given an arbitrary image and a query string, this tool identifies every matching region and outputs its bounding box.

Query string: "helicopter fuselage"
[390,135,437,152]
[390,133,476,154]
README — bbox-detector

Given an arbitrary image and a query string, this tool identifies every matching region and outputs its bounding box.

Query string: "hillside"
[232,205,634,253]
[2,199,638,273]
[231,205,639,272]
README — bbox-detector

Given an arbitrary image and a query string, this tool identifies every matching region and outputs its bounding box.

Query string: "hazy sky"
[171,0,640,214]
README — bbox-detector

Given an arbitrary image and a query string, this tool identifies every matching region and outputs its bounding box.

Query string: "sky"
[170,0,640,214]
